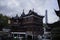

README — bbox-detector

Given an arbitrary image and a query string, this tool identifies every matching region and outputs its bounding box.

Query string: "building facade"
[8,10,44,40]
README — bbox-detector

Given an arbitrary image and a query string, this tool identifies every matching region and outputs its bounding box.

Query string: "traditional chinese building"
[48,0,60,40]
[8,10,44,40]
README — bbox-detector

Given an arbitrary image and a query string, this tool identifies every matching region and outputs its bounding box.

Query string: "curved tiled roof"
[55,10,60,17]
[12,14,19,20]
[25,10,44,18]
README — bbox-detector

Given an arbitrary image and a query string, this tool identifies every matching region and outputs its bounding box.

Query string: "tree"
[0,13,9,30]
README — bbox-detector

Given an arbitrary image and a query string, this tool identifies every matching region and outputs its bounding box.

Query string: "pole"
[45,10,48,24]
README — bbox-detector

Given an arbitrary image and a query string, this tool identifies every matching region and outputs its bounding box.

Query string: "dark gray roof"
[25,10,44,18]
[55,10,60,17]
[12,14,19,20]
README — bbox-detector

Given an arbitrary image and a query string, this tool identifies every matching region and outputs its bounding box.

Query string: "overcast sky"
[0,0,60,24]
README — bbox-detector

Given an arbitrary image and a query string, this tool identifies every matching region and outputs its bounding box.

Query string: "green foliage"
[0,14,9,27]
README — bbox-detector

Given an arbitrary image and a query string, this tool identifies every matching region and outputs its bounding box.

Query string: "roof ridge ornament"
[32,8,34,11]
[16,14,18,17]
[21,9,25,17]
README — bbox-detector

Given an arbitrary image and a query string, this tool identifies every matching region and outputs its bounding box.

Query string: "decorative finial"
[23,9,24,12]
[22,9,25,13]
[16,14,18,17]
[21,9,25,17]
[32,8,34,11]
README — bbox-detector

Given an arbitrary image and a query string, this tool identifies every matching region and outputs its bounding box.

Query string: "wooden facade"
[8,10,44,36]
